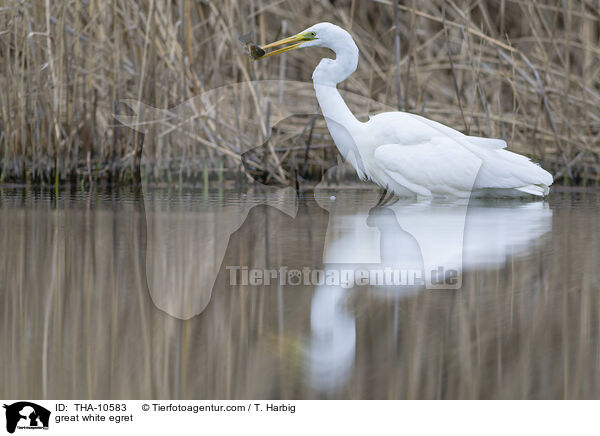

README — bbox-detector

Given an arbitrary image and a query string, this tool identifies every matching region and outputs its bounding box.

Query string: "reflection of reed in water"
[0,188,327,399]
[1,189,599,399]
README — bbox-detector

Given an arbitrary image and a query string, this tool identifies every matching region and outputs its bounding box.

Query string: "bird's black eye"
[309,32,316,37]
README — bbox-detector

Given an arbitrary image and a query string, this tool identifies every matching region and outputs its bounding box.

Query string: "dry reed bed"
[0,0,599,185]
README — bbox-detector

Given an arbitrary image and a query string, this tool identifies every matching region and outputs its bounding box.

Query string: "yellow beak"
[253,33,313,60]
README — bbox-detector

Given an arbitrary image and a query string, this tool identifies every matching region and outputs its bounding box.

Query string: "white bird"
[254,22,553,198]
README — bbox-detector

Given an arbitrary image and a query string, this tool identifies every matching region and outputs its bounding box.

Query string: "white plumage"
[257,22,553,197]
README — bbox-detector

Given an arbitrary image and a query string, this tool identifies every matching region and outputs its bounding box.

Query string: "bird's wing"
[465,136,507,149]
[403,114,551,190]
[459,141,553,189]
[403,113,508,150]
[374,138,483,196]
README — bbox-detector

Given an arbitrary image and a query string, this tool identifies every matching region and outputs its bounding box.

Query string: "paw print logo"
[287,270,302,286]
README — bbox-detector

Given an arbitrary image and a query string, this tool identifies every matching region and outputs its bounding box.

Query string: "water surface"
[1,185,599,399]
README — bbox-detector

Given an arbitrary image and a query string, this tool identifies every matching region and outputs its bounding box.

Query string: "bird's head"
[252,22,353,59]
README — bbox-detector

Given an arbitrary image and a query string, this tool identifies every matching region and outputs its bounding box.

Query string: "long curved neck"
[312,37,361,131]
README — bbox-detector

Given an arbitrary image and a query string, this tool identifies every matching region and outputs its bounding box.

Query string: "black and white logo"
[3,402,50,434]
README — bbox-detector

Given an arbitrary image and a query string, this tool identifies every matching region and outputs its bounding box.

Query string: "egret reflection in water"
[306,176,553,392]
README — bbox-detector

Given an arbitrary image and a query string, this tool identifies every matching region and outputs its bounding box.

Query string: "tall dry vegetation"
[0,0,599,185]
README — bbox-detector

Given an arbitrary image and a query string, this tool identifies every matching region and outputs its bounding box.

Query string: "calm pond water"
[1,183,599,399]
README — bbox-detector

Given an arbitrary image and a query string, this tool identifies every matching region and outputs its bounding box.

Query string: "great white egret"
[253,22,553,197]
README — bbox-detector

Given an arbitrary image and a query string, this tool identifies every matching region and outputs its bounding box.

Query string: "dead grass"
[0,0,599,185]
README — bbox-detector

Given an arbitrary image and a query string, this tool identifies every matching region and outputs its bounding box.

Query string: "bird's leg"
[375,187,397,207]
[381,189,397,207]
[375,187,388,207]
[382,194,398,207]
